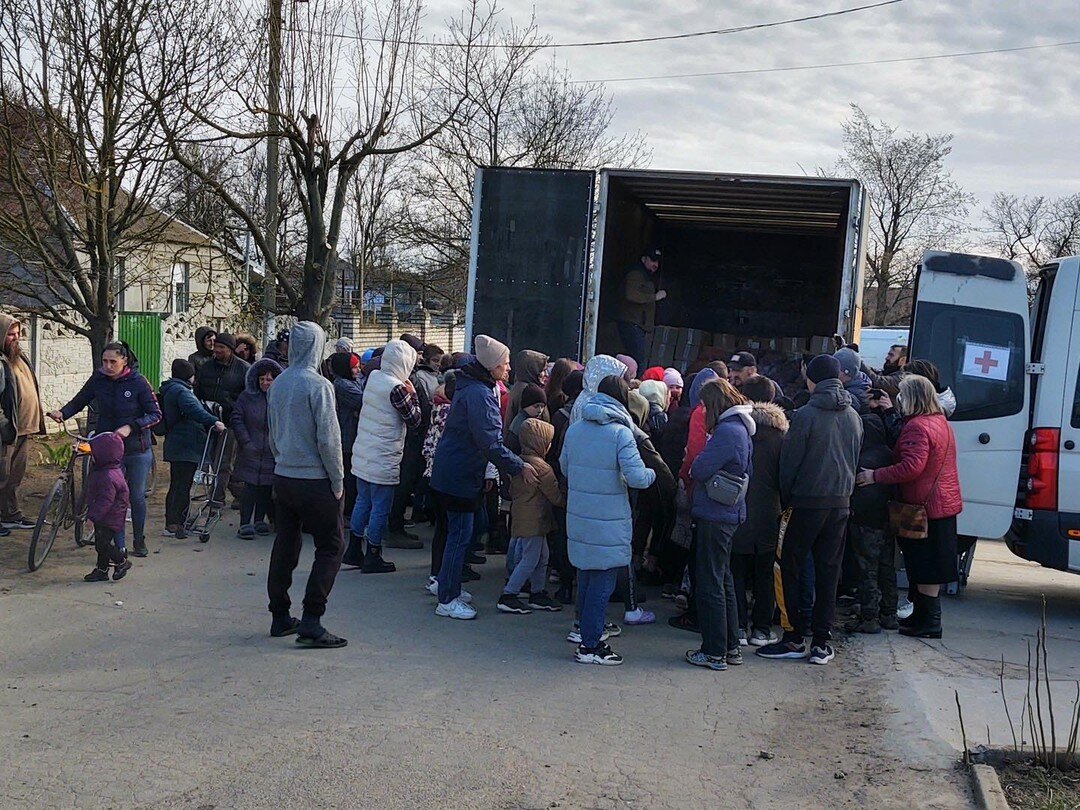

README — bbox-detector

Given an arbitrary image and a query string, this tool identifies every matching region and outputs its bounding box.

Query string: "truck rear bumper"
[1006,510,1080,572]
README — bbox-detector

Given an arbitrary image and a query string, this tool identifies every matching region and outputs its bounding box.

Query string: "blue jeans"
[116,448,153,549]
[504,536,548,596]
[616,322,647,372]
[350,478,395,547]
[437,509,475,604]
[578,568,619,648]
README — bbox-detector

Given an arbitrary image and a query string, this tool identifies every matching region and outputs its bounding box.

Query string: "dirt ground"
[0,434,979,808]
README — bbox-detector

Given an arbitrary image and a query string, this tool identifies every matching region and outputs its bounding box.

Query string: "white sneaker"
[898,599,915,620]
[566,623,611,645]
[749,629,779,647]
[425,578,471,603]
[435,598,477,620]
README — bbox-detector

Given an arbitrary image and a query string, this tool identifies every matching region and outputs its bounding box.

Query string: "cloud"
[427,0,1080,207]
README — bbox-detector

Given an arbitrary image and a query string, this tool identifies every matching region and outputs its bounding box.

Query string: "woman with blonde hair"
[685,378,754,671]
[856,374,961,639]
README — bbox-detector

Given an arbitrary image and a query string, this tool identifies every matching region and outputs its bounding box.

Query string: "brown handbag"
[886,430,951,541]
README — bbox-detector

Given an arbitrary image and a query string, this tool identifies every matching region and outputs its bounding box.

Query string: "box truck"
[465,167,869,366]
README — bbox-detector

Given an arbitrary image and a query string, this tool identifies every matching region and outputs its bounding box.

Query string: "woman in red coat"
[856,374,961,639]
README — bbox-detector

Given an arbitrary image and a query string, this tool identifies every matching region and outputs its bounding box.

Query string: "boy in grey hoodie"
[758,354,862,667]
[265,321,348,648]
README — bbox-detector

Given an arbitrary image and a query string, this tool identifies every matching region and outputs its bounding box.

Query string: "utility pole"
[263,0,282,341]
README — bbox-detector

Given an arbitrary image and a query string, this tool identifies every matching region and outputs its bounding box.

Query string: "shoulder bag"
[887,429,952,540]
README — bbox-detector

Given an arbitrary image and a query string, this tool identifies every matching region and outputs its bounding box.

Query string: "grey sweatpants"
[504,535,549,596]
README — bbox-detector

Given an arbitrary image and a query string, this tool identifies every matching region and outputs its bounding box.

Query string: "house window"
[173,261,190,314]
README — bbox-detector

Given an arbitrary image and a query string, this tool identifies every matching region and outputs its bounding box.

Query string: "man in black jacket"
[758,354,862,667]
[195,333,250,505]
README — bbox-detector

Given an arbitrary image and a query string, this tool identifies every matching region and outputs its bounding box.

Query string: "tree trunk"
[295,242,338,329]
[87,317,114,376]
[874,254,893,325]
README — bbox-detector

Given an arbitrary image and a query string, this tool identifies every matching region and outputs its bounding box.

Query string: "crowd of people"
[0,306,964,668]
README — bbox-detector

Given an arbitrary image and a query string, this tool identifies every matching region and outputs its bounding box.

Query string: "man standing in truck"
[617,246,666,371]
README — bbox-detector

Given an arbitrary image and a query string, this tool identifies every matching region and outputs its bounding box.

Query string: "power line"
[574,39,1080,84]
[284,0,905,49]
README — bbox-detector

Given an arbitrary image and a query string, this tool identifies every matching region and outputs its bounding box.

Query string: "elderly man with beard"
[0,313,46,533]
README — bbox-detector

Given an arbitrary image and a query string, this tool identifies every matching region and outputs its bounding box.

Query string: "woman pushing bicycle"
[48,341,161,557]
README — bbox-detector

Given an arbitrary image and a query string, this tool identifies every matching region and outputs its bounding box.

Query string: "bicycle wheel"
[73,454,91,547]
[28,476,71,572]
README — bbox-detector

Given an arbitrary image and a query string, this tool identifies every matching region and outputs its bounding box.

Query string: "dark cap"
[521,383,548,410]
[171,358,195,380]
[806,354,842,384]
[729,351,757,370]
[214,333,236,352]
[643,245,662,262]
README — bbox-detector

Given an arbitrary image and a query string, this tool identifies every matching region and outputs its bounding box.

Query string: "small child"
[83,432,132,582]
[498,418,565,614]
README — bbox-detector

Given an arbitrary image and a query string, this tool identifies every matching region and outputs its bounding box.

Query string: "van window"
[911,302,1025,421]
[1072,363,1080,428]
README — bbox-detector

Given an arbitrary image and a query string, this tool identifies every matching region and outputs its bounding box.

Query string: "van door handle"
[1066,440,1076,450]
[978,433,990,444]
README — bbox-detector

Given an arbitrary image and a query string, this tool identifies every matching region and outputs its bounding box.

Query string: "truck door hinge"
[1026,363,1045,375]
[1014,508,1033,520]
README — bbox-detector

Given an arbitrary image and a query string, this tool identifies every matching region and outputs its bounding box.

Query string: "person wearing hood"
[834,347,872,415]
[728,375,788,648]
[328,352,364,518]
[637,379,670,443]
[50,342,161,557]
[758,355,862,666]
[388,341,443,548]
[264,329,290,367]
[0,313,45,534]
[188,326,217,371]
[844,408,898,635]
[506,349,550,428]
[82,432,133,583]
[161,359,225,538]
[265,322,347,648]
[343,339,422,574]
[615,354,639,383]
[234,332,259,364]
[430,336,533,620]
[545,358,577,417]
[195,332,251,507]
[231,358,283,539]
[500,418,566,614]
[560,375,655,665]
[569,355,628,425]
[684,379,754,671]
[506,383,548,456]
[678,367,720,487]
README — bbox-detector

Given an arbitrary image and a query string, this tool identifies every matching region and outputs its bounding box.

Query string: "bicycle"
[27,423,92,572]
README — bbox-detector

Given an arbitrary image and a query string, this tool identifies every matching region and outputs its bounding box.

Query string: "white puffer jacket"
[351,340,417,485]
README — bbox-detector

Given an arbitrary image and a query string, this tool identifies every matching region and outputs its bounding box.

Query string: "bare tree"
[985,192,1080,274]
[397,22,650,310]
[0,0,223,365]
[163,0,496,328]
[829,105,973,325]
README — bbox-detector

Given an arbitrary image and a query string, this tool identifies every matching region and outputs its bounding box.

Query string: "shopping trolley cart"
[186,416,228,544]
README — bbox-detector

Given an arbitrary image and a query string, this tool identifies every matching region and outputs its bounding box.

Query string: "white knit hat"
[474,334,510,371]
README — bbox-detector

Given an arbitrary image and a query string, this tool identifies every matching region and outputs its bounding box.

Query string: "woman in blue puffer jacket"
[685,378,754,672]
[49,342,161,557]
[560,375,655,667]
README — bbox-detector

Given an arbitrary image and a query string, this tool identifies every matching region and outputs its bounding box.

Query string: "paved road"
[0,509,982,809]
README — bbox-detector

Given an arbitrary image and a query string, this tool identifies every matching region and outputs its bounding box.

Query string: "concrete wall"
[336,311,466,354]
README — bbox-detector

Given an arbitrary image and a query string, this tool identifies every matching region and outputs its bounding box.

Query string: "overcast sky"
[429,0,1080,218]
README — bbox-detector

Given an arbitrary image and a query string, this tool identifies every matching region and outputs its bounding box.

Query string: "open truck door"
[909,251,1030,539]
[466,167,594,360]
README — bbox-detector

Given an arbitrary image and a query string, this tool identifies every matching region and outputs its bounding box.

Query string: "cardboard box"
[808,336,834,355]
[649,325,678,368]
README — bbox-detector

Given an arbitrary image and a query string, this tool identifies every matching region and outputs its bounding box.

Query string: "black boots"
[899,592,943,639]
[342,533,365,568]
[362,545,396,574]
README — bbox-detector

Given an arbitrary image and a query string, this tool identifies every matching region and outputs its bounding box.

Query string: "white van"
[909,252,1080,573]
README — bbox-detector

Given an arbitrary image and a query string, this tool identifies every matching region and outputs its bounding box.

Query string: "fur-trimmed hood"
[750,401,789,434]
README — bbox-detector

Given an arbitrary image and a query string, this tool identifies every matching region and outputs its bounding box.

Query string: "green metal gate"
[118,313,163,389]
